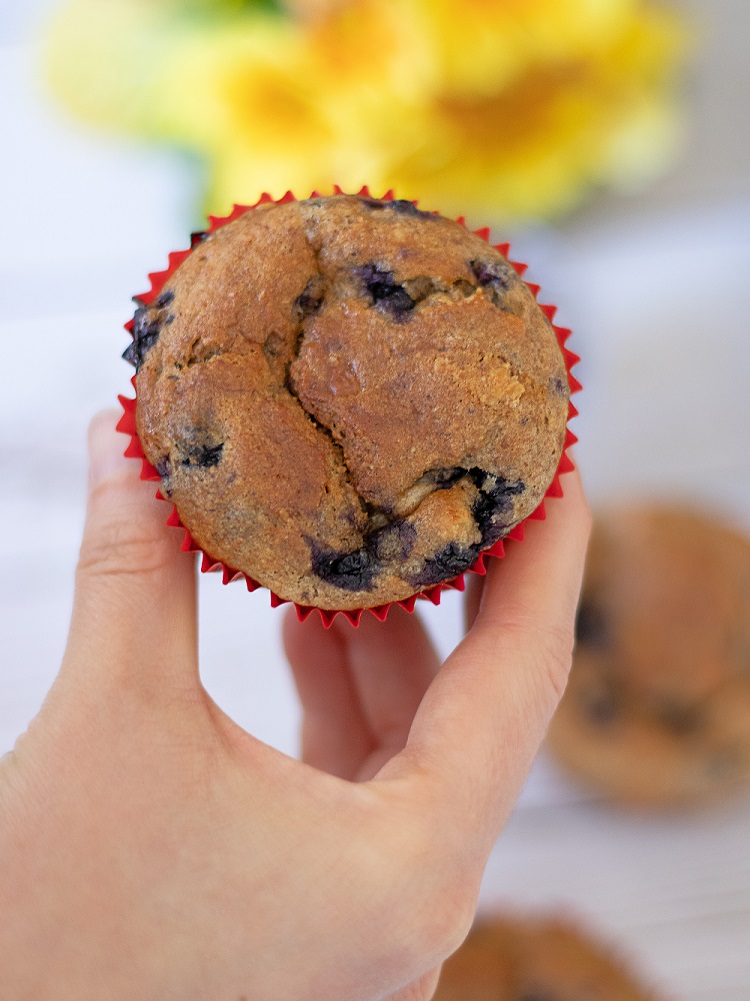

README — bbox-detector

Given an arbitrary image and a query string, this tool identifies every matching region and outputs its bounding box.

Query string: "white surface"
[1,1,749,997]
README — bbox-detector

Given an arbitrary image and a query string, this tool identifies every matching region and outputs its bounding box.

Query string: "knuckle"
[392,814,479,966]
[78,500,176,581]
[545,646,573,705]
[412,878,476,965]
[518,623,574,714]
[502,616,574,709]
[534,625,575,703]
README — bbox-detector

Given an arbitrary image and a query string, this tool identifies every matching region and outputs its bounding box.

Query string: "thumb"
[61,410,198,699]
[382,467,590,855]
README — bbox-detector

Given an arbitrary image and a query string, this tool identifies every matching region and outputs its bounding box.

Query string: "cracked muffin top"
[127,195,570,610]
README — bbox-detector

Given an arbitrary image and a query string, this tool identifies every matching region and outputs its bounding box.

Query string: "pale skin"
[0,411,590,1001]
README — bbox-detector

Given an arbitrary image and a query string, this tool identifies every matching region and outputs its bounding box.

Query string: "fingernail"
[88,410,132,491]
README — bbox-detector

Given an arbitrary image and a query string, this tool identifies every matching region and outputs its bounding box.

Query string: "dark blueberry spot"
[575,600,611,649]
[658,700,702,735]
[552,376,567,395]
[361,197,428,217]
[133,303,161,338]
[469,258,514,290]
[123,304,163,371]
[468,259,519,311]
[155,455,173,496]
[387,199,422,215]
[308,541,379,592]
[397,520,418,552]
[165,313,175,325]
[293,276,325,320]
[190,230,209,247]
[181,441,224,469]
[155,289,175,308]
[355,263,415,320]
[360,196,385,209]
[410,541,479,588]
[580,685,620,726]
[469,469,525,546]
[371,520,417,562]
[123,340,146,369]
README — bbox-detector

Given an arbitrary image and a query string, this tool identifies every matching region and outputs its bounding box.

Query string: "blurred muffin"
[547,505,750,807]
[434,914,663,1001]
[127,194,570,611]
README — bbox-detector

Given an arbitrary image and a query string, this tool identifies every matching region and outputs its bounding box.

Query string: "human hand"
[0,410,590,1001]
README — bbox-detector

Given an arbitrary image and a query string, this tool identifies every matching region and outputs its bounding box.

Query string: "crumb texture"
[131,196,569,609]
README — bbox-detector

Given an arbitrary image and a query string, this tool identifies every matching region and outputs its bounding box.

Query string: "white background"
[1,1,749,996]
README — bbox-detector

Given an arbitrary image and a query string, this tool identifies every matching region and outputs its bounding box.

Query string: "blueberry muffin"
[434,914,662,1001]
[547,506,750,807]
[126,194,570,610]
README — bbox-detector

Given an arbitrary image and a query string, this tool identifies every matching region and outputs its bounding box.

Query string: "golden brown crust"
[131,195,569,609]
[547,506,750,807]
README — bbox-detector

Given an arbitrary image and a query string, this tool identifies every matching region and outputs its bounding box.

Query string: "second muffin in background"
[434,912,664,1001]
[547,505,750,807]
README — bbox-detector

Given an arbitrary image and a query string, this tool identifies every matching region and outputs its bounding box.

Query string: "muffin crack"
[282,237,395,586]
[282,239,430,590]
[283,225,532,592]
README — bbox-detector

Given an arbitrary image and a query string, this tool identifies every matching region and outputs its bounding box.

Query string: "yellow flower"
[379,0,688,219]
[45,0,689,223]
[196,0,440,212]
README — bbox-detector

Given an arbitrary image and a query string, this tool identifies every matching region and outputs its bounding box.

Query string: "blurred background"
[1,0,749,997]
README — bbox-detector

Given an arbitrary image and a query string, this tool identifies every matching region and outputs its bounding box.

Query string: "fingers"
[383,468,591,852]
[283,608,372,778]
[284,605,439,780]
[61,410,199,700]
[340,607,440,779]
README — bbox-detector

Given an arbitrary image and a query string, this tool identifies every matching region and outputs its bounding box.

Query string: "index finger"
[378,467,591,855]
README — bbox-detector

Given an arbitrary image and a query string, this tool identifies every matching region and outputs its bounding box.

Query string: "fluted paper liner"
[117,186,581,627]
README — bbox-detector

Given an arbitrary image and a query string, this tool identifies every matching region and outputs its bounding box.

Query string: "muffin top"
[128,195,570,610]
[547,506,750,806]
[434,915,661,1001]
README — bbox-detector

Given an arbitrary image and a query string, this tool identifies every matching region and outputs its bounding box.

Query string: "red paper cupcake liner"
[117,186,581,627]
